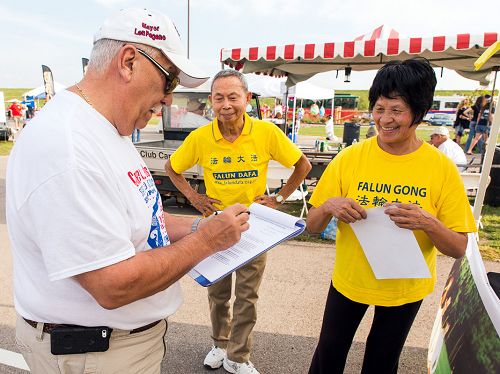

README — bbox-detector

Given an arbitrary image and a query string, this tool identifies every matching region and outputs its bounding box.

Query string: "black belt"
[23,318,162,335]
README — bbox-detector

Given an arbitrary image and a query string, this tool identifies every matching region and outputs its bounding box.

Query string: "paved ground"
[0,145,498,373]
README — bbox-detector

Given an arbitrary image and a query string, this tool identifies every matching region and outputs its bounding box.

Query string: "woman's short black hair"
[368,59,437,125]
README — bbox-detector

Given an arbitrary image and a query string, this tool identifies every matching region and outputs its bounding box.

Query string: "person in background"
[6,8,249,373]
[131,128,141,143]
[310,102,320,116]
[8,100,23,130]
[22,96,36,119]
[165,69,311,374]
[453,98,471,144]
[273,103,283,119]
[429,126,467,171]
[297,106,305,124]
[365,121,378,138]
[306,59,476,374]
[325,114,336,141]
[467,94,495,155]
[177,98,209,128]
[463,96,484,153]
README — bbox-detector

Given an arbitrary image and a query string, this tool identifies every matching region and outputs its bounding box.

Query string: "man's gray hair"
[211,70,248,93]
[87,39,160,76]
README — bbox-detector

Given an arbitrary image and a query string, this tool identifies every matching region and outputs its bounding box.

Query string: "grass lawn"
[298,123,438,143]
[478,205,500,260]
[1,88,32,102]
[298,123,500,144]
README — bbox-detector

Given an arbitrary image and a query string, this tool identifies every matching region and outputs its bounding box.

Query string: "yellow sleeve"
[169,131,200,174]
[308,154,343,208]
[269,124,302,167]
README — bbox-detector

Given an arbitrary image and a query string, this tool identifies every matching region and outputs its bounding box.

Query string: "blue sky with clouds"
[1,0,499,90]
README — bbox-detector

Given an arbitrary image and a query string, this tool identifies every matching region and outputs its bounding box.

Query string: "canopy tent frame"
[221,29,500,226]
[221,32,499,86]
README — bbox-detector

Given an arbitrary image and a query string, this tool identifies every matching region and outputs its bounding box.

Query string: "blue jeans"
[464,121,484,153]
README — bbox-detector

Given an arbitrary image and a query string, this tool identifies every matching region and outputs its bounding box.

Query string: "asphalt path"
[0,140,498,373]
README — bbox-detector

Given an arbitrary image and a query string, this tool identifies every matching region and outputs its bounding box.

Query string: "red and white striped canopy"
[353,25,402,42]
[220,30,499,86]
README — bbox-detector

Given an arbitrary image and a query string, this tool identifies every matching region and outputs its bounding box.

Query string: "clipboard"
[188,203,305,286]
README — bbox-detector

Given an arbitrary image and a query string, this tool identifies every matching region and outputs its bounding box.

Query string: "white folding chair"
[460,172,490,231]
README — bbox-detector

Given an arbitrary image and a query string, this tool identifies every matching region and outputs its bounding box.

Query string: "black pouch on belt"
[50,325,112,355]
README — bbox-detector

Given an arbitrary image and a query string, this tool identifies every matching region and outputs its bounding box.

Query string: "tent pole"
[291,94,297,143]
[331,94,335,136]
[473,67,499,223]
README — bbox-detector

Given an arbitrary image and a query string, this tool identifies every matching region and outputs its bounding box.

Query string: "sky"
[1,0,499,91]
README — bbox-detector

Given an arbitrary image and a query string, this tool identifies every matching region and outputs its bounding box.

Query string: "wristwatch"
[275,194,285,204]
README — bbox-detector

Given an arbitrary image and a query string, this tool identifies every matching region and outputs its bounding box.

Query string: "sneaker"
[223,358,260,374]
[203,346,227,369]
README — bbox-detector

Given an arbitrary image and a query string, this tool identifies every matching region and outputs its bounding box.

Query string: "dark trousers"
[309,284,422,374]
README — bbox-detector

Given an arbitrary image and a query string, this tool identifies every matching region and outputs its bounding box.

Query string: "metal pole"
[473,68,499,222]
[161,104,170,141]
[187,0,190,58]
[291,95,297,143]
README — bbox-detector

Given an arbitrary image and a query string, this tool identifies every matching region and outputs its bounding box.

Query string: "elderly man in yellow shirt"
[165,69,311,374]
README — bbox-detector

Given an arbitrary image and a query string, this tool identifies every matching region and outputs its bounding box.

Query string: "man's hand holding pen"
[196,204,251,254]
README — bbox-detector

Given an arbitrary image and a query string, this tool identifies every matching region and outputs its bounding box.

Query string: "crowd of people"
[450,94,495,156]
[424,93,496,170]
[4,7,483,374]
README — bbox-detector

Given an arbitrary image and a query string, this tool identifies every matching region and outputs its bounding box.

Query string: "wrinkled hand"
[197,204,250,253]
[384,203,434,231]
[189,193,221,216]
[253,194,279,209]
[324,197,367,223]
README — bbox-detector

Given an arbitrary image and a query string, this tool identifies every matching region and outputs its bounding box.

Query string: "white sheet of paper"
[189,203,304,284]
[350,207,431,279]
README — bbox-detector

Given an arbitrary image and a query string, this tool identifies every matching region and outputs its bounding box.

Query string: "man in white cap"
[429,126,467,171]
[6,8,250,373]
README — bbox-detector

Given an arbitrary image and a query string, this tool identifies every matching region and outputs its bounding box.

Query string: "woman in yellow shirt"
[307,59,476,374]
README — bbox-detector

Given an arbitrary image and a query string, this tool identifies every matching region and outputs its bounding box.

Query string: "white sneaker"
[223,358,260,374]
[203,346,227,369]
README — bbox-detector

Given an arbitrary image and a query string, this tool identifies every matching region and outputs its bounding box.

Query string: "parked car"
[425,113,455,126]
[0,123,12,141]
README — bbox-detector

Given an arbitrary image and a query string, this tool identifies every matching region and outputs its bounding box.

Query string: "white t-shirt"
[6,90,182,329]
[438,138,467,171]
[325,118,334,139]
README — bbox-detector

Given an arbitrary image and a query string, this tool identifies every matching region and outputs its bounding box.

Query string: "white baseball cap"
[94,8,209,88]
[430,126,449,136]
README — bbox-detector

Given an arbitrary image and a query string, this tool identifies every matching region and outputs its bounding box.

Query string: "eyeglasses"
[137,48,179,94]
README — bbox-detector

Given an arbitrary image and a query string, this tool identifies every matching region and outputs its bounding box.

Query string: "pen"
[213,210,250,216]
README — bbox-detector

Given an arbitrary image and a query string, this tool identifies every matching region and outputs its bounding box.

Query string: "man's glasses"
[137,48,179,94]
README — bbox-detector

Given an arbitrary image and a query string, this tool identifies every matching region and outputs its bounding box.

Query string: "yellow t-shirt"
[169,113,302,209]
[309,137,477,306]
